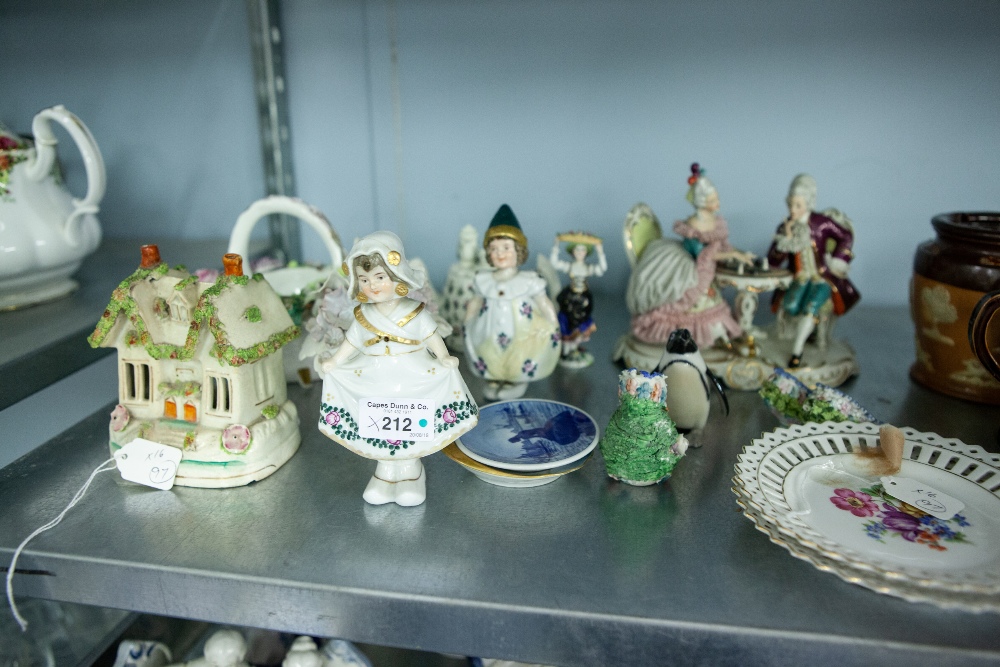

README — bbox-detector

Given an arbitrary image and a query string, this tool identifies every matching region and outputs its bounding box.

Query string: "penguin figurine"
[655,328,729,436]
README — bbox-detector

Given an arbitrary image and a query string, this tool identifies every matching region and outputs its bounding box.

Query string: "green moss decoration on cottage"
[261,404,280,420]
[244,306,262,323]
[600,370,688,486]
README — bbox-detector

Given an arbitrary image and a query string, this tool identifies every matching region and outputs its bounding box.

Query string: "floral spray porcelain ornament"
[464,204,561,400]
[319,231,479,506]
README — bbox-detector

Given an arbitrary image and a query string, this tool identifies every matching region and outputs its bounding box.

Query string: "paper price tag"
[114,438,182,490]
[358,398,435,441]
[880,476,965,520]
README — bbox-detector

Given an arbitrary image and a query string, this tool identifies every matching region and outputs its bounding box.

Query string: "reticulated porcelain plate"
[732,478,1000,613]
[456,399,598,471]
[735,422,1000,595]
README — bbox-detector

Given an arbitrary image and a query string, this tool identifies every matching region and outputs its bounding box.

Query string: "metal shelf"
[2,300,999,666]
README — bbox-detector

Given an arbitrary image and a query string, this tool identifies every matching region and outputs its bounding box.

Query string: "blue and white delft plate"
[456,399,599,471]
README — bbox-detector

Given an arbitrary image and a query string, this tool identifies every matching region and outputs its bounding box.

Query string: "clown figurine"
[319,231,479,506]
[767,173,860,368]
[464,204,561,400]
[549,231,607,367]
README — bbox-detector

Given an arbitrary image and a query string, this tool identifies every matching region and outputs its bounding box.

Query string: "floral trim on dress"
[519,302,533,319]
[522,359,537,377]
[497,332,511,350]
[830,483,972,552]
[320,402,415,455]
[434,398,479,434]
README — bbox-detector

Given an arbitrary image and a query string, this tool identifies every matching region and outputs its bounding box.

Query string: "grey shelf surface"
[0,238,231,410]
[2,299,999,667]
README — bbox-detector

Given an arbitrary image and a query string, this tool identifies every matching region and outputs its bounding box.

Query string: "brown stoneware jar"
[911,212,1000,403]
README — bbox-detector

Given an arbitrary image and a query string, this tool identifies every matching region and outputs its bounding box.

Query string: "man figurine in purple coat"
[767,174,860,368]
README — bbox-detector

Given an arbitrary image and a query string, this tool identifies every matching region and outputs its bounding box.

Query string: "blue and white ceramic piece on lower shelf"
[455,399,598,471]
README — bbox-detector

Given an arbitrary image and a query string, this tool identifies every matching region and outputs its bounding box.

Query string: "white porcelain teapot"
[0,105,104,309]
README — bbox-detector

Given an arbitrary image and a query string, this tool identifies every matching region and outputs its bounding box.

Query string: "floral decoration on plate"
[830,483,972,552]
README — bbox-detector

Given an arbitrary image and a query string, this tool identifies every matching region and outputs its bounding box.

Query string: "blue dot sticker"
[419,419,428,428]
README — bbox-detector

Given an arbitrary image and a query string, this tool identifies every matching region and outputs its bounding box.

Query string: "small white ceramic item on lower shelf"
[165,629,249,667]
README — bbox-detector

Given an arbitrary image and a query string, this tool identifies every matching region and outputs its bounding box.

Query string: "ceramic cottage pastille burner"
[88,246,301,488]
[318,231,479,507]
[464,204,561,399]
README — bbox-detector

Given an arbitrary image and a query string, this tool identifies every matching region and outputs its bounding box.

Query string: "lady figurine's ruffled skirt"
[319,350,478,460]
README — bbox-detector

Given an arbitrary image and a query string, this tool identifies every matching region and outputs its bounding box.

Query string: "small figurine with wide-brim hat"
[319,231,479,506]
[549,230,607,367]
[464,204,560,400]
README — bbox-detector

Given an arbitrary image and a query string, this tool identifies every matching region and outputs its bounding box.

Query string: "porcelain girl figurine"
[766,173,859,368]
[319,231,479,507]
[628,164,752,350]
[464,204,561,400]
[549,231,607,367]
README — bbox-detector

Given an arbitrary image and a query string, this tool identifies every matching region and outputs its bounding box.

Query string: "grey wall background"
[3,0,999,306]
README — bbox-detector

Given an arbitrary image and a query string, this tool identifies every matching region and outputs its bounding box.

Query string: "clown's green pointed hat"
[483,204,528,250]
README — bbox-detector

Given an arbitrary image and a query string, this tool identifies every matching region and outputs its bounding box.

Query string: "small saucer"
[455,399,599,471]
[444,443,591,487]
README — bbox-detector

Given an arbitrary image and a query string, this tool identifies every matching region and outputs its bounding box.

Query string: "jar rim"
[932,212,1000,243]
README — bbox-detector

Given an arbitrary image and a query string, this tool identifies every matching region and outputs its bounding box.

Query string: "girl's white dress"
[319,298,478,460]
[464,270,560,384]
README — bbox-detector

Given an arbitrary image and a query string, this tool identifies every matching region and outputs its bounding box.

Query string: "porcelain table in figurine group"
[318,231,479,507]
[616,164,861,390]
[549,231,607,368]
[464,204,561,400]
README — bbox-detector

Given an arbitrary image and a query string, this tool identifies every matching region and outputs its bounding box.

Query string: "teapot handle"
[26,105,106,245]
[969,290,1000,382]
[228,196,344,278]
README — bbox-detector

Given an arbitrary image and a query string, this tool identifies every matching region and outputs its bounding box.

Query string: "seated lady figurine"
[766,173,860,368]
[319,231,479,507]
[549,231,607,367]
[464,204,561,400]
[627,164,752,350]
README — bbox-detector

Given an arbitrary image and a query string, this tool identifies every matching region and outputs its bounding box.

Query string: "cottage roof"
[196,273,299,366]
[89,259,299,366]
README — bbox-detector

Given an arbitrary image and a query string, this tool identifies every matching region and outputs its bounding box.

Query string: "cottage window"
[122,361,152,403]
[205,373,232,415]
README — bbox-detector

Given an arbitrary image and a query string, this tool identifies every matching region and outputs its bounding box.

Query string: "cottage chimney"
[140,244,161,268]
[223,253,244,277]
